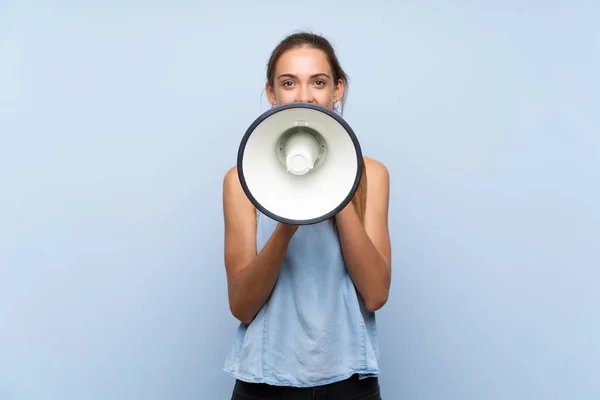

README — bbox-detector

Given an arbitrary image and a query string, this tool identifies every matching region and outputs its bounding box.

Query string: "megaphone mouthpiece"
[284,130,321,176]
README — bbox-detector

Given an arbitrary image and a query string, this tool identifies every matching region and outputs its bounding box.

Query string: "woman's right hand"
[276,222,299,237]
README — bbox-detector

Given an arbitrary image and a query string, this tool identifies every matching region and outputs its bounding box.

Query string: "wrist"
[275,222,299,238]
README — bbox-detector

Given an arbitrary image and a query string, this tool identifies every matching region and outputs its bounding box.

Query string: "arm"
[334,158,392,312]
[222,167,298,324]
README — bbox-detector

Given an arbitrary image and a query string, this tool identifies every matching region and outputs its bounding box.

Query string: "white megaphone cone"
[237,102,363,225]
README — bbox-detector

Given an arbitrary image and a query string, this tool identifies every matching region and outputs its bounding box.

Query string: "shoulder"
[223,165,240,187]
[223,165,248,196]
[362,156,390,211]
[222,166,241,197]
[223,167,256,219]
[363,156,390,186]
[223,166,255,211]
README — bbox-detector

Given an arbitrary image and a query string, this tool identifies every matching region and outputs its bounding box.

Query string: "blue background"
[1,1,598,399]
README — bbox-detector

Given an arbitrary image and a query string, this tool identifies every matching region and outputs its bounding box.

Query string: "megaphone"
[237,102,363,225]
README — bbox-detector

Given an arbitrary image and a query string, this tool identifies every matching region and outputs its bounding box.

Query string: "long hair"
[266,31,367,224]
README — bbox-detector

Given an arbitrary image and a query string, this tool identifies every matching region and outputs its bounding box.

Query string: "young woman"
[222,32,392,400]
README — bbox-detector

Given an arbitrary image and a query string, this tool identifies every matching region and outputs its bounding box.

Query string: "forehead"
[275,47,332,76]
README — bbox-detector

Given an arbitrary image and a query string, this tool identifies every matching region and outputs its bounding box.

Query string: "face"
[266,47,344,110]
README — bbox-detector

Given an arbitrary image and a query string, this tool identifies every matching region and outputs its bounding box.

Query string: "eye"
[314,80,326,87]
[282,81,294,87]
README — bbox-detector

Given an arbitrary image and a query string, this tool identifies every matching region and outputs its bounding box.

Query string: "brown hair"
[266,31,368,224]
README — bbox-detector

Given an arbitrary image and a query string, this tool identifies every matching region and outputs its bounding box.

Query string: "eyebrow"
[277,73,331,80]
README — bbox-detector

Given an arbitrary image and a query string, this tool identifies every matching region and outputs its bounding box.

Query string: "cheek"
[275,89,295,102]
[315,91,334,106]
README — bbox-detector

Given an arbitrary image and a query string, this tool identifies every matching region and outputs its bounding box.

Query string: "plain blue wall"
[1,1,598,399]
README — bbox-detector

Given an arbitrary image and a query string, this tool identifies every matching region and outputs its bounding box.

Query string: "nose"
[297,87,314,103]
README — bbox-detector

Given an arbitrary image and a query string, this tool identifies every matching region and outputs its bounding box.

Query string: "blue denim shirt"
[222,211,380,387]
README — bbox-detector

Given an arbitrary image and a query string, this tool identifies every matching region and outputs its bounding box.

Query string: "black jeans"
[230,374,382,400]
